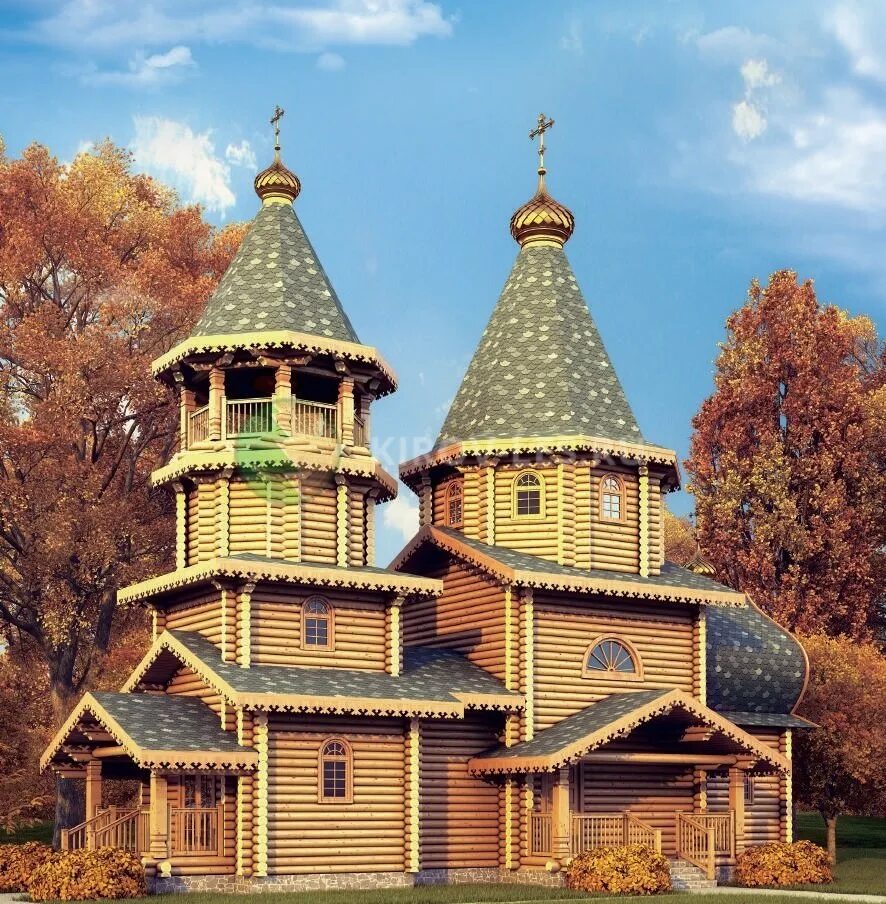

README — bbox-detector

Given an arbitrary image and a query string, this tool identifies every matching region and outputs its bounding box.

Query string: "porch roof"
[41,691,258,774]
[124,629,523,717]
[391,525,746,606]
[468,687,791,775]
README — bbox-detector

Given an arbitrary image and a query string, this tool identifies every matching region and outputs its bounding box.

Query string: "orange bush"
[0,841,57,892]
[27,847,147,901]
[565,844,671,895]
[734,840,833,887]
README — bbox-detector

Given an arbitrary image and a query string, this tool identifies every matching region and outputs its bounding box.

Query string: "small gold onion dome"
[509,185,575,247]
[254,155,301,205]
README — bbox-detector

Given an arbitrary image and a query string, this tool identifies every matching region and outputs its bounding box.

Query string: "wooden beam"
[583,751,738,766]
[92,746,128,759]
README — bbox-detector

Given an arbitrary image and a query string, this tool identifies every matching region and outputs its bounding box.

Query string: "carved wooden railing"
[692,811,735,858]
[676,812,716,880]
[529,813,553,856]
[625,813,663,852]
[188,404,209,444]
[571,813,662,855]
[170,805,223,856]
[92,809,150,854]
[226,398,274,437]
[61,808,144,852]
[292,399,337,440]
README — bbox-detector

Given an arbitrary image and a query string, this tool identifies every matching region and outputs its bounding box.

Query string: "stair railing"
[675,812,716,880]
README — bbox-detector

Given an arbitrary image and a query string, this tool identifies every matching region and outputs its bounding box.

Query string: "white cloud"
[560,19,583,54]
[381,494,418,542]
[225,140,257,169]
[732,99,767,141]
[827,2,886,82]
[317,51,346,70]
[86,44,195,86]
[32,0,453,52]
[740,58,780,90]
[131,116,235,214]
[689,25,776,62]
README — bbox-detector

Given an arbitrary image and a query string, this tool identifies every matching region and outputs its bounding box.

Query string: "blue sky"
[2,0,885,564]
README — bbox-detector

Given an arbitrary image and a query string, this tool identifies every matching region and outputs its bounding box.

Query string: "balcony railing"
[529,813,552,857]
[530,811,663,858]
[170,805,223,856]
[189,405,209,444]
[226,398,274,436]
[292,399,337,440]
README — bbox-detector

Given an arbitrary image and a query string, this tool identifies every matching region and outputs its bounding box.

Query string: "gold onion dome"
[510,112,574,248]
[254,105,301,205]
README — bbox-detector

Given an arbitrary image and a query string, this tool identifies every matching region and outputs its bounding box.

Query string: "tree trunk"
[50,677,84,848]
[824,813,838,865]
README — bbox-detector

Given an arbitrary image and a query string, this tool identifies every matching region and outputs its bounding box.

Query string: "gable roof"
[41,691,257,773]
[391,525,746,606]
[437,245,642,449]
[468,688,791,774]
[192,202,358,343]
[123,629,522,718]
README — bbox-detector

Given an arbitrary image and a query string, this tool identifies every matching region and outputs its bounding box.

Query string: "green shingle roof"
[436,244,642,448]
[192,202,359,343]
[91,691,250,753]
[717,711,814,729]
[706,605,807,718]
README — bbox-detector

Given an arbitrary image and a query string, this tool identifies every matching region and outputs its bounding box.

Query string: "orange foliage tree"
[686,271,884,638]
[793,634,886,861]
[663,509,697,567]
[0,139,243,835]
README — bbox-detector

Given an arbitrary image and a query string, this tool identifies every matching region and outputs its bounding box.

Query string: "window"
[319,739,352,803]
[183,775,216,809]
[600,474,624,520]
[582,636,643,680]
[744,773,755,805]
[445,482,463,527]
[513,471,543,518]
[302,597,333,650]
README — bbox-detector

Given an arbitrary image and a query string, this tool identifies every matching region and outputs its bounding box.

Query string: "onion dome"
[254,155,301,205]
[686,547,716,576]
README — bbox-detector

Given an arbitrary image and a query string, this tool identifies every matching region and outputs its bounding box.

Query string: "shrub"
[565,844,671,895]
[27,847,147,901]
[0,841,57,892]
[734,840,833,887]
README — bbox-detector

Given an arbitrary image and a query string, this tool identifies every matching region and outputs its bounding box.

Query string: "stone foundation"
[151,868,565,894]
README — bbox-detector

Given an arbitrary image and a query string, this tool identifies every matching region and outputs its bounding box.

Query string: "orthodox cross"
[529,112,554,174]
[271,105,285,157]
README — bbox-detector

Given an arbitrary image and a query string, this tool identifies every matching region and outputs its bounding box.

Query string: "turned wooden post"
[274,363,292,435]
[338,377,355,445]
[85,759,102,841]
[551,765,571,864]
[148,771,169,861]
[728,766,746,855]
[208,367,225,441]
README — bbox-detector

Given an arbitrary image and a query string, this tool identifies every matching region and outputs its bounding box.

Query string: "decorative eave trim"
[118,558,443,605]
[400,435,681,487]
[40,691,258,774]
[152,330,397,394]
[392,526,746,607]
[151,449,398,499]
[468,689,790,776]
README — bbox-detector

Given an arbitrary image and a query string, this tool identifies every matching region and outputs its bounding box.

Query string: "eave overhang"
[153,329,396,396]
[118,558,442,607]
[400,435,680,491]
[41,692,258,774]
[468,688,791,775]
[392,525,746,607]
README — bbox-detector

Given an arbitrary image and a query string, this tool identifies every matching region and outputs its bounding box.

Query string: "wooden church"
[43,113,811,892]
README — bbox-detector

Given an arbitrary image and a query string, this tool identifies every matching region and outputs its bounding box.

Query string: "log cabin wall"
[419,714,504,870]
[164,774,237,875]
[492,464,560,562]
[533,594,695,730]
[706,728,785,846]
[250,588,387,670]
[166,666,224,717]
[300,472,338,564]
[163,588,225,646]
[401,559,508,682]
[266,715,406,874]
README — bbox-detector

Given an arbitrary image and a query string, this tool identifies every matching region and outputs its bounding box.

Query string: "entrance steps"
[669,858,718,891]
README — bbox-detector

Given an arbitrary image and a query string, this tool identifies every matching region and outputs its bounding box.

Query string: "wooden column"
[237,582,256,668]
[148,771,168,861]
[365,489,378,566]
[85,759,102,819]
[335,477,349,567]
[782,730,793,843]
[406,717,421,872]
[173,482,187,570]
[485,466,496,544]
[551,766,571,864]
[522,588,535,741]
[179,386,195,450]
[253,713,269,877]
[208,366,225,441]
[695,607,707,705]
[388,595,404,676]
[728,766,746,854]
[217,470,232,558]
[274,363,292,435]
[638,465,650,578]
[339,377,355,445]
[418,475,432,527]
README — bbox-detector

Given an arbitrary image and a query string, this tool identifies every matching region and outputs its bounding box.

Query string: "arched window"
[318,738,352,803]
[445,482,463,527]
[302,597,333,650]
[600,474,624,521]
[582,636,643,680]
[513,471,543,518]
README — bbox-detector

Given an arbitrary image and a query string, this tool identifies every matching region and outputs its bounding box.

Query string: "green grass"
[0,819,53,845]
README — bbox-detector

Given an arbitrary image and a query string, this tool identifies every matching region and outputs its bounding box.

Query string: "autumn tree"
[793,634,886,861]
[0,140,243,836]
[663,509,697,568]
[686,271,884,638]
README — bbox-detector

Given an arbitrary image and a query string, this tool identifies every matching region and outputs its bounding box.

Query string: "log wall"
[250,588,387,670]
[164,774,236,875]
[266,716,406,874]
[164,589,224,647]
[533,594,695,729]
[419,715,503,869]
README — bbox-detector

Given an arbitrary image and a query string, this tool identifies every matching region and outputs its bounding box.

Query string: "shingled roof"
[436,244,642,448]
[191,202,359,343]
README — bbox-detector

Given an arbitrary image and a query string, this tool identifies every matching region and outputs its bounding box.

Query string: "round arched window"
[583,637,642,679]
[303,597,332,649]
[513,471,543,517]
[319,738,352,802]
